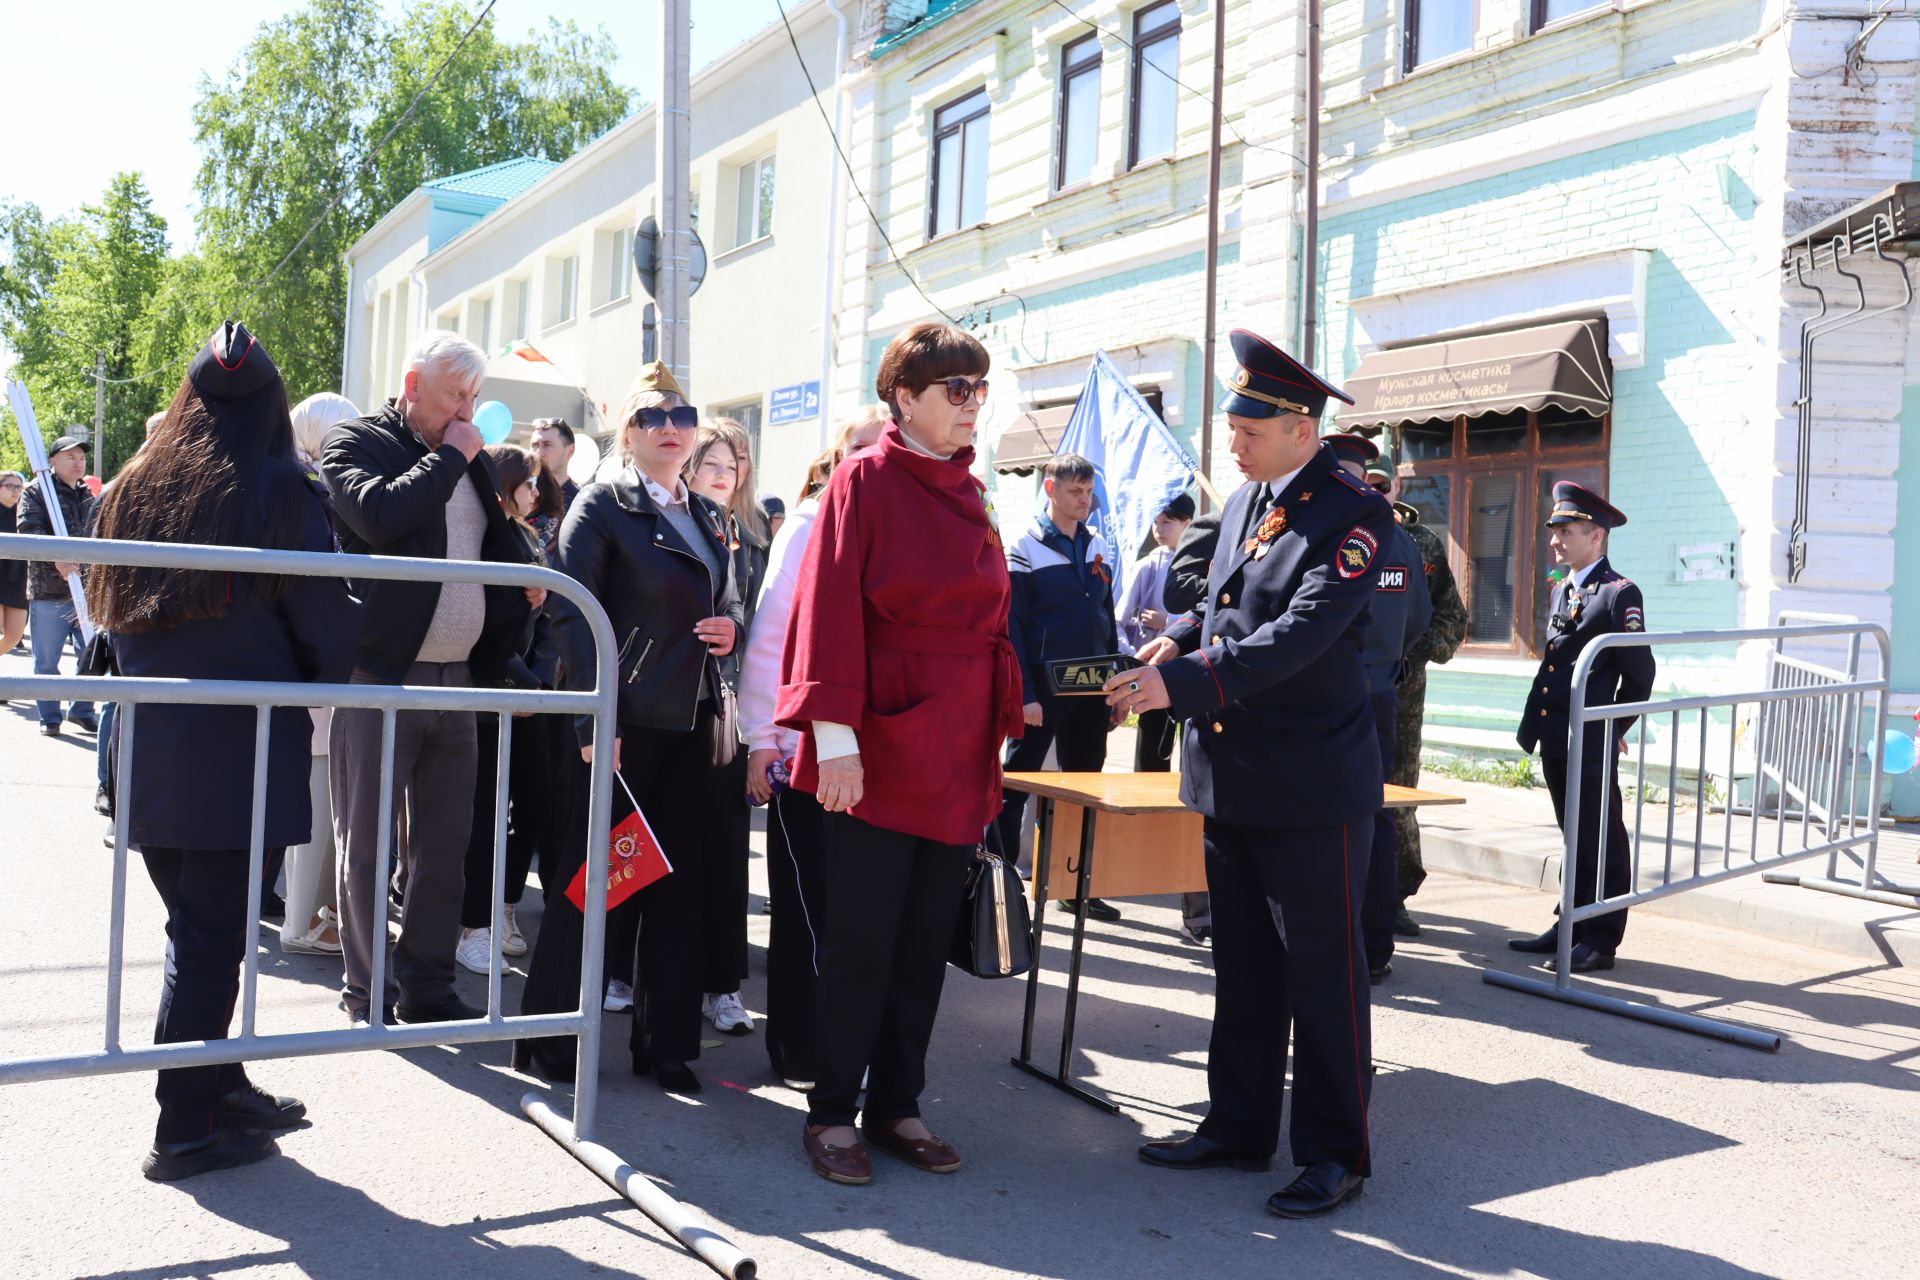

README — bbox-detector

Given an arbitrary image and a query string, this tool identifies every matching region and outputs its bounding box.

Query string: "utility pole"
[656,0,693,387]
[92,351,106,477]
[1302,0,1322,368]
[1198,0,1226,510]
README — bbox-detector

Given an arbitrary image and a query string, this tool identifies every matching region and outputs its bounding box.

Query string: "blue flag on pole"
[1056,350,1197,606]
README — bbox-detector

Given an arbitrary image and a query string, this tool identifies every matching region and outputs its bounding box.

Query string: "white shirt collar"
[897,424,958,460]
[637,467,690,509]
[1569,558,1602,590]
[1263,459,1311,503]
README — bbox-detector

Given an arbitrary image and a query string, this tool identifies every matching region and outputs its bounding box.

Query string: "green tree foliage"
[192,0,636,399]
[2,0,633,477]
[0,176,171,474]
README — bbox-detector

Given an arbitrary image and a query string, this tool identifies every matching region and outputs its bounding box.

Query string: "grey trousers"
[332,662,477,1014]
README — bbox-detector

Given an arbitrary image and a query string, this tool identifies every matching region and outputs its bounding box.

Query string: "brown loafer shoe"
[803,1125,872,1185]
[861,1119,962,1174]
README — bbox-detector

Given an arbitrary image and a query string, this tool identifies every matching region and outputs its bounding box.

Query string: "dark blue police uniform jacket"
[1159,442,1398,831]
[1517,556,1656,759]
[114,479,361,851]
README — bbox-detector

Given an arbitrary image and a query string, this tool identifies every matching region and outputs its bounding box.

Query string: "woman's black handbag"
[950,848,1032,979]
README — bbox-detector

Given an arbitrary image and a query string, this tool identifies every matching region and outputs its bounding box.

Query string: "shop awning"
[1336,317,1612,431]
[992,405,1075,473]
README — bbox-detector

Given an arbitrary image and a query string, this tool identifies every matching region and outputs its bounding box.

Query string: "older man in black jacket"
[319,331,535,1026]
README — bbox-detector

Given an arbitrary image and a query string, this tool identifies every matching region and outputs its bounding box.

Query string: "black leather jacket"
[551,467,743,741]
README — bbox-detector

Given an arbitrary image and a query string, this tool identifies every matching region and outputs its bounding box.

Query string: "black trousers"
[1361,689,1401,971]
[698,749,751,994]
[990,693,1109,861]
[807,812,973,1128]
[1541,746,1632,953]
[460,712,548,929]
[765,786,826,1082]
[141,845,264,1143]
[1133,708,1175,772]
[1197,817,1374,1176]
[517,713,715,1065]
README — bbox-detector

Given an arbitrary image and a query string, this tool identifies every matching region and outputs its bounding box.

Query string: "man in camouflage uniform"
[1364,455,1466,934]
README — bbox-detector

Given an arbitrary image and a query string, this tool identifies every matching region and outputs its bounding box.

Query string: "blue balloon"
[474,400,514,445]
[1879,730,1918,776]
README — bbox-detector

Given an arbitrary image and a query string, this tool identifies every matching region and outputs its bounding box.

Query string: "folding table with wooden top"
[1003,770,1465,1113]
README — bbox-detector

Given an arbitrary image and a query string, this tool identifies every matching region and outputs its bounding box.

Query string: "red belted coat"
[775,423,1024,846]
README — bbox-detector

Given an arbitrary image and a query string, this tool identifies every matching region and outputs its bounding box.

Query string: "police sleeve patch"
[1336,526,1380,579]
[1377,565,1408,592]
[1623,604,1644,632]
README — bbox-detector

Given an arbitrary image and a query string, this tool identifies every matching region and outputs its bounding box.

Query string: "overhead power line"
[772,0,957,324]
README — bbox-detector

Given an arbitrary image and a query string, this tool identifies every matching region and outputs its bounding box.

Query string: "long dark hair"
[90,373,312,633]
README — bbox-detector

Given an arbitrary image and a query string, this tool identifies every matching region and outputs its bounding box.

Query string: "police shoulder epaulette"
[1329,467,1377,498]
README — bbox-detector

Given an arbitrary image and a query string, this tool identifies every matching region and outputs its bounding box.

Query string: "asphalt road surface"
[2,656,1915,1279]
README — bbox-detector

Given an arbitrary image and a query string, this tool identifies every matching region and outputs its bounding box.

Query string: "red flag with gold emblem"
[565,773,672,913]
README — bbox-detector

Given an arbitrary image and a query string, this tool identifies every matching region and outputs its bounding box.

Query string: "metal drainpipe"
[819,0,851,451]
[338,252,356,399]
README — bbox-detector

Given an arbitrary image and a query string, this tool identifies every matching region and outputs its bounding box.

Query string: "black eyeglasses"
[636,406,698,431]
[939,376,989,406]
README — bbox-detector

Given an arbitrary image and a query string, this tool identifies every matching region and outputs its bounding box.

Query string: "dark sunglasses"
[636,406,699,431]
[939,376,989,406]
[1368,478,1391,494]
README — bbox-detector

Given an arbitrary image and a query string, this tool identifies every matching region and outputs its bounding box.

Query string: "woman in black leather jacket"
[514,363,742,1093]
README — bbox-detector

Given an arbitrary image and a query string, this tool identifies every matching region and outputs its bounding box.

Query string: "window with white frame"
[1405,0,1474,71]
[596,225,634,308]
[467,296,493,353]
[1531,0,1602,28]
[1057,33,1101,190]
[1128,1,1180,168]
[733,153,775,249]
[929,88,990,239]
[713,398,763,466]
[508,278,531,342]
[545,253,579,329]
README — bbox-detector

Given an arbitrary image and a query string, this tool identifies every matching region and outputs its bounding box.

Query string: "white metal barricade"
[1483,615,1891,1052]
[0,532,754,1279]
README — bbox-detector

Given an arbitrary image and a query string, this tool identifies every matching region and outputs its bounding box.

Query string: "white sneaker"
[501,904,528,957]
[604,979,635,1012]
[455,927,493,975]
[703,991,755,1035]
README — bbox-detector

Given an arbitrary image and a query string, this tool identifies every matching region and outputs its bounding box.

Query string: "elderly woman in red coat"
[776,322,1023,1186]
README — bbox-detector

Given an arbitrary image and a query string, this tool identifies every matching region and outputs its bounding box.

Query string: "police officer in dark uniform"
[1508,482,1655,973]
[1327,433,1431,984]
[1108,330,1394,1219]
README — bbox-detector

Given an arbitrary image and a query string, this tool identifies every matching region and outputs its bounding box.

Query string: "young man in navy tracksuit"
[992,453,1122,919]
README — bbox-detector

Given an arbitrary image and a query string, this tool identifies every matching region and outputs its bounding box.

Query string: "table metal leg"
[1009,800,1119,1114]
[1018,797,1054,1064]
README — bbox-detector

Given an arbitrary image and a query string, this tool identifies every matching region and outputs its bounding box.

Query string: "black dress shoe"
[512,1039,576,1083]
[654,1061,702,1094]
[396,993,485,1024]
[348,1002,397,1027]
[1369,962,1392,985]
[1507,926,1561,954]
[1267,1161,1364,1218]
[1138,1133,1272,1172]
[142,1127,278,1182]
[1060,897,1122,922]
[1544,942,1616,974]
[1391,907,1421,938]
[215,1083,306,1130]
[68,714,98,734]
[259,891,286,922]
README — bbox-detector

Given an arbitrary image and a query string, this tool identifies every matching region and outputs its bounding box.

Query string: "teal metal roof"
[422,156,559,202]
[870,0,991,58]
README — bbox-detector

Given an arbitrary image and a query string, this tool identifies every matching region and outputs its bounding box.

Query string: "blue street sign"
[768,380,821,425]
